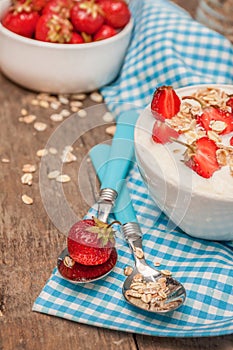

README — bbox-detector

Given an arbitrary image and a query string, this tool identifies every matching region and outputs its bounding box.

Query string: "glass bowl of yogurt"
[135,84,233,241]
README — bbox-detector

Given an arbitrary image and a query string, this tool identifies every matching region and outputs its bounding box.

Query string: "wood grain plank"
[0,73,136,350]
[136,334,233,350]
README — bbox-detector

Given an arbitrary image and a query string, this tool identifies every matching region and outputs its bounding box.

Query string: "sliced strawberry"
[67,218,115,266]
[197,106,233,135]
[184,137,220,178]
[152,120,179,144]
[151,86,181,121]
[226,96,233,113]
[58,249,117,281]
[230,136,233,146]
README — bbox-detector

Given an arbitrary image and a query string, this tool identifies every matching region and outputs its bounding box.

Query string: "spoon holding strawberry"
[57,110,139,283]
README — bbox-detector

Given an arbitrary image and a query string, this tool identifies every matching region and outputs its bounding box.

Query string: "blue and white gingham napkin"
[33,0,233,337]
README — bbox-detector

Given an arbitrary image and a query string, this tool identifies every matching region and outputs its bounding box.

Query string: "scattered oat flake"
[22,164,36,173]
[1,158,10,163]
[61,152,77,163]
[60,109,71,117]
[90,92,103,103]
[50,101,61,110]
[50,113,63,122]
[39,100,49,108]
[58,95,69,104]
[134,247,144,259]
[49,147,58,155]
[71,106,79,112]
[56,174,71,183]
[105,125,116,136]
[48,170,60,179]
[103,112,114,123]
[22,115,37,124]
[77,109,87,118]
[161,269,172,276]
[21,108,28,116]
[22,194,33,205]
[34,122,47,131]
[72,93,87,100]
[21,173,33,185]
[154,261,161,267]
[70,100,83,108]
[124,266,133,276]
[36,149,48,157]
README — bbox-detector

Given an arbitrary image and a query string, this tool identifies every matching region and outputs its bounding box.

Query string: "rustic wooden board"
[1,1,233,349]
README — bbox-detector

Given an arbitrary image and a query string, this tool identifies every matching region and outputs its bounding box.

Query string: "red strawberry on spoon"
[67,217,116,266]
[58,249,118,282]
[151,86,181,121]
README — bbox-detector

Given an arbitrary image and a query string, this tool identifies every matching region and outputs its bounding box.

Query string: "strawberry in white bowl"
[135,84,233,241]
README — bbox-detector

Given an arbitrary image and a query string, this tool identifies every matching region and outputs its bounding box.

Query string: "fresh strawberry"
[58,249,117,281]
[152,120,179,144]
[2,2,40,38]
[35,13,73,42]
[184,137,220,178]
[197,106,233,135]
[230,136,233,146]
[70,0,104,35]
[67,217,115,266]
[93,23,117,41]
[226,96,233,113]
[151,86,181,121]
[42,0,73,18]
[68,31,84,43]
[98,0,130,29]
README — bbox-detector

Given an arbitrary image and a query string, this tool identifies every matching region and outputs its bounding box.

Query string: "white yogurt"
[135,84,233,240]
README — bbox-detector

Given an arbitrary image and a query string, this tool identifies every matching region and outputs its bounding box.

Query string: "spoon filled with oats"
[121,220,186,314]
[90,143,186,312]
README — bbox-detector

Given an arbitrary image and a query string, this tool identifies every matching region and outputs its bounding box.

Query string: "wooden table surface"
[1,1,233,349]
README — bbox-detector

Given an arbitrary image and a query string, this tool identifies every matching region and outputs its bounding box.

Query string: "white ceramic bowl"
[0,0,133,93]
[135,84,233,241]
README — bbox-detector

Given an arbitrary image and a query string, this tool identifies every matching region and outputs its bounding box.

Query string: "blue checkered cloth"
[33,0,233,337]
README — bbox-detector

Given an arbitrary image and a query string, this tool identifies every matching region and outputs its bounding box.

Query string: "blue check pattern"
[33,0,233,337]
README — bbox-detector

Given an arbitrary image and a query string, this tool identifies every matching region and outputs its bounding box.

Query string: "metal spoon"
[121,222,186,314]
[57,110,139,283]
[89,143,186,313]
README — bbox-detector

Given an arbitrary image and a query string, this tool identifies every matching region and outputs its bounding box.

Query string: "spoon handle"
[90,144,137,223]
[90,145,150,269]
[100,110,138,193]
